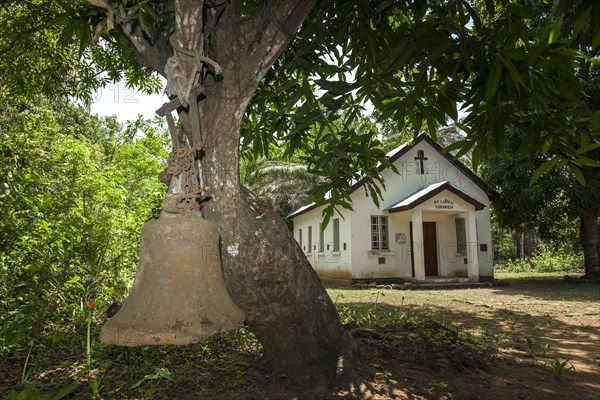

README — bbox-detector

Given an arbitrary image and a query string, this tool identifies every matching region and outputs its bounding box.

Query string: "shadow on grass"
[487,278,600,303]
[2,282,598,400]
[333,294,599,400]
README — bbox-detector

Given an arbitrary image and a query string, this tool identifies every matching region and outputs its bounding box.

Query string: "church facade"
[290,135,495,285]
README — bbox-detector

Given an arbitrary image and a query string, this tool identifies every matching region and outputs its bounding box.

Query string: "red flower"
[86,301,97,309]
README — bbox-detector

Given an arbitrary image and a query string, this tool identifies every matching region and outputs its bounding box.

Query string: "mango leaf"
[485,61,502,101]
[530,156,560,185]
[575,142,600,155]
[549,14,563,44]
[499,57,526,91]
[568,163,586,186]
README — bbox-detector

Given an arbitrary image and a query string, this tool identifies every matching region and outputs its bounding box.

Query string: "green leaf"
[52,382,81,400]
[575,142,600,155]
[506,4,533,19]
[592,3,600,50]
[499,57,526,90]
[75,24,91,58]
[156,368,173,381]
[442,139,471,155]
[485,61,502,101]
[568,163,586,186]
[530,156,560,185]
[573,6,591,36]
[572,156,600,168]
[66,275,81,284]
[50,15,73,26]
[549,14,563,44]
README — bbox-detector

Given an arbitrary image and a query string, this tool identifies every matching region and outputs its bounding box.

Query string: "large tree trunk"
[197,93,350,388]
[580,167,600,278]
[170,0,351,389]
[580,209,599,278]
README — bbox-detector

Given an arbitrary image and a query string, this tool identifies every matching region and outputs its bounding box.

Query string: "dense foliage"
[0,0,162,104]
[0,103,168,355]
[244,0,599,217]
[1,1,597,219]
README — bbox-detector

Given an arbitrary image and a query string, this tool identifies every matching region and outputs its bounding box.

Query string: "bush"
[499,244,583,273]
[0,104,169,351]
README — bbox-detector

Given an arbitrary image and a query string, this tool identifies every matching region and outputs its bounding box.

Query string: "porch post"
[465,210,479,282]
[412,208,426,281]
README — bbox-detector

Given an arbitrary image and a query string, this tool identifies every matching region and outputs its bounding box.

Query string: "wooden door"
[409,221,438,277]
[423,222,438,276]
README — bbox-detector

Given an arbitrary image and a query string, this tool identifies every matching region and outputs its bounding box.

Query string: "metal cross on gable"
[414,150,428,174]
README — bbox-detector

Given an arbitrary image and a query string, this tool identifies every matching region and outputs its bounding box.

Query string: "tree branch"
[213,0,316,89]
[247,0,317,83]
[0,20,50,57]
[112,3,170,76]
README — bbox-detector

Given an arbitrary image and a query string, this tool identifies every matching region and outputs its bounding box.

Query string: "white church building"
[289,135,496,285]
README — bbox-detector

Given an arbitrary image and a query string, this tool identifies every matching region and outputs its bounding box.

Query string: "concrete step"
[407,282,492,290]
[419,278,471,284]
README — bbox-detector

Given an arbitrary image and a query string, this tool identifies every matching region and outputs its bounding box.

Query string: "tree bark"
[169,0,351,389]
[580,209,599,278]
[513,229,525,259]
[580,167,600,279]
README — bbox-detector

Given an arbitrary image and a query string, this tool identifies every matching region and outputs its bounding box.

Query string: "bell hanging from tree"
[100,81,245,346]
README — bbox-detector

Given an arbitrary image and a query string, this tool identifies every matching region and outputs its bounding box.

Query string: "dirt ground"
[329,277,600,399]
[1,277,598,399]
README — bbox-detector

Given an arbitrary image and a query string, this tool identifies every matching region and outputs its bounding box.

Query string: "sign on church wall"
[433,198,454,210]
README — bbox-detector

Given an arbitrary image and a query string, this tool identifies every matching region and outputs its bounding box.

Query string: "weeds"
[0,312,32,357]
[427,379,453,398]
[89,376,104,399]
[548,358,575,378]
[337,303,415,327]
[374,370,398,386]
[130,367,174,390]
[4,381,80,400]
[525,337,551,357]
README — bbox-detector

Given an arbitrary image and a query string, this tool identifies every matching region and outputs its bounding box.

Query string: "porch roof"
[387,181,485,213]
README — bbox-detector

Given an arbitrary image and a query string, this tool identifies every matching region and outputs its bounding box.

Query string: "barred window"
[319,223,324,252]
[455,217,466,254]
[333,218,340,252]
[371,216,389,251]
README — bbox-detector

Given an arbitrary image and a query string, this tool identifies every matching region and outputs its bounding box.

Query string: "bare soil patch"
[331,277,599,399]
[1,278,598,399]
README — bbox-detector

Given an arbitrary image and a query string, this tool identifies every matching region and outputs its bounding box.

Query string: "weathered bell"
[100,213,245,346]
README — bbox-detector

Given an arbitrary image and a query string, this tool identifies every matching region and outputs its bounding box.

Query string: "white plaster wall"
[349,191,411,279]
[476,207,494,277]
[378,140,490,209]
[293,207,353,283]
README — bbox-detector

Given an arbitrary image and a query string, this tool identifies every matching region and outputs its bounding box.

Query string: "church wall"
[292,206,353,285]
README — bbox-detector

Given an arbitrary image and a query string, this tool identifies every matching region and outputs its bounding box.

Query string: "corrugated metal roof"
[387,181,448,210]
[387,181,485,212]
